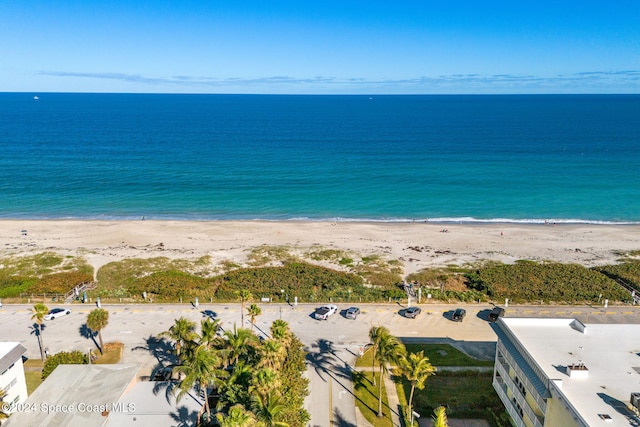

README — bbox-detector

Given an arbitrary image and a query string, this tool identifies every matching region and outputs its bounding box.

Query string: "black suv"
[452,308,466,322]
[488,307,505,322]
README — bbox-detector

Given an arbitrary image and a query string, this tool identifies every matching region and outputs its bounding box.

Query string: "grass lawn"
[352,370,394,427]
[355,343,493,368]
[23,359,44,395]
[25,371,44,395]
[92,341,124,364]
[404,343,493,367]
[398,371,509,426]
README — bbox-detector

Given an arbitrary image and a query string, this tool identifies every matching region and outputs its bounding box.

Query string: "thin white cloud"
[38,70,640,92]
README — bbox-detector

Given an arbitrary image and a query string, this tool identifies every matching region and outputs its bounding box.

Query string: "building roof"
[5,364,139,427]
[4,364,203,427]
[108,381,203,427]
[0,342,28,373]
[500,318,640,426]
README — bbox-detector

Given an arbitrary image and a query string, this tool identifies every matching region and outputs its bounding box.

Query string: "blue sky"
[1,0,639,94]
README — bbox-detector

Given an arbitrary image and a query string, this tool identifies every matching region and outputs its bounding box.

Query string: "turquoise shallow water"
[0,93,639,223]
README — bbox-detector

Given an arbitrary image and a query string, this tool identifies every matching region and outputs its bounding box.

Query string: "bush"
[0,277,36,298]
[28,272,94,294]
[213,262,365,301]
[133,270,211,300]
[595,262,640,291]
[467,262,629,303]
[42,351,88,380]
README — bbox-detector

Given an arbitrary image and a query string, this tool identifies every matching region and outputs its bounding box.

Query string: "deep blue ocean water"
[1,93,639,223]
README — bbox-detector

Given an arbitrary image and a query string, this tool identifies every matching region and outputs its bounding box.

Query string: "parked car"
[488,306,505,322]
[44,308,71,320]
[314,304,338,320]
[452,308,466,322]
[404,306,422,319]
[345,307,360,319]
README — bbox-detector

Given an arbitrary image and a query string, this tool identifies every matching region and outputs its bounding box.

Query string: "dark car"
[345,307,360,319]
[488,307,505,322]
[452,308,466,322]
[404,306,422,319]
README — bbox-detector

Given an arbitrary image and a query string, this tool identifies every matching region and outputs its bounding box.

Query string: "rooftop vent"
[598,414,612,422]
[567,362,589,378]
[630,393,640,410]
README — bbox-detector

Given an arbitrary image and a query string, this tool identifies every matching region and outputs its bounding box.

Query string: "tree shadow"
[306,340,337,382]
[151,378,181,405]
[201,309,217,319]
[353,369,396,417]
[169,404,200,427]
[333,407,357,427]
[597,393,640,426]
[132,335,178,366]
[307,338,381,422]
[29,323,45,358]
[79,323,101,352]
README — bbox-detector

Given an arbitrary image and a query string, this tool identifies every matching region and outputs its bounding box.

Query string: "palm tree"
[218,361,253,410]
[251,391,289,427]
[432,405,449,427]
[31,303,49,361]
[368,325,389,386]
[399,351,436,426]
[161,317,196,362]
[0,388,9,421]
[86,308,109,354]
[258,339,284,370]
[270,319,290,344]
[237,290,252,326]
[250,367,280,400]
[199,317,222,349]
[216,404,257,427]
[174,344,224,421]
[247,304,261,331]
[224,325,258,366]
[374,332,405,417]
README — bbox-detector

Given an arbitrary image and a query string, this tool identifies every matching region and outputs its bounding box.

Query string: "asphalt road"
[2,302,639,427]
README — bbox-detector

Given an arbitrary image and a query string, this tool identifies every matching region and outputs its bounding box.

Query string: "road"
[2,302,639,426]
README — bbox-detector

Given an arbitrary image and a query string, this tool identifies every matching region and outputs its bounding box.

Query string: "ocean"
[1,93,638,223]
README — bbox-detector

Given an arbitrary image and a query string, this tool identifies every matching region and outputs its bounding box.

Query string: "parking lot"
[2,302,639,426]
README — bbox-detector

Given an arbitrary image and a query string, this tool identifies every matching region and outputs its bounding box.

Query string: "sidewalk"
[355,365,403,427]
[383,369,403,427]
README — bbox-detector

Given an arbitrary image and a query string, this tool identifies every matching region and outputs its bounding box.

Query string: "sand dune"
[1,220,638,277]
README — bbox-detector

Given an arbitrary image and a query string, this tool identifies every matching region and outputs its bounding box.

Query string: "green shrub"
[595,261,640,291]
[42,351,88,380]
[28,272,94,294]
[467,262,629,303]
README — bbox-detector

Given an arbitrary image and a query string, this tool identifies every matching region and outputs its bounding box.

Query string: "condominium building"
[493,318,640,427]
[0,342,28,416]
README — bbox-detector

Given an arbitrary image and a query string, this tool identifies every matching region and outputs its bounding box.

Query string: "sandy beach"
[1,220,638,277]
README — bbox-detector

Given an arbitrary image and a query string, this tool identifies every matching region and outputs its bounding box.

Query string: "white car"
[44,308,71,320]
[314,304,337,320]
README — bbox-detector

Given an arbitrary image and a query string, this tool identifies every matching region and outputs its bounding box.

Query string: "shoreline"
[2,216,638,225]
[1,220,638,276]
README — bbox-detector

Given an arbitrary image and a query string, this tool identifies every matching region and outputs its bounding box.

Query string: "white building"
[4,364,203,426]
[0,342,28,416]
[493,317,640,427]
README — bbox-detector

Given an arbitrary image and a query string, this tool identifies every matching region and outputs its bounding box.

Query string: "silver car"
[345,307,360,319]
